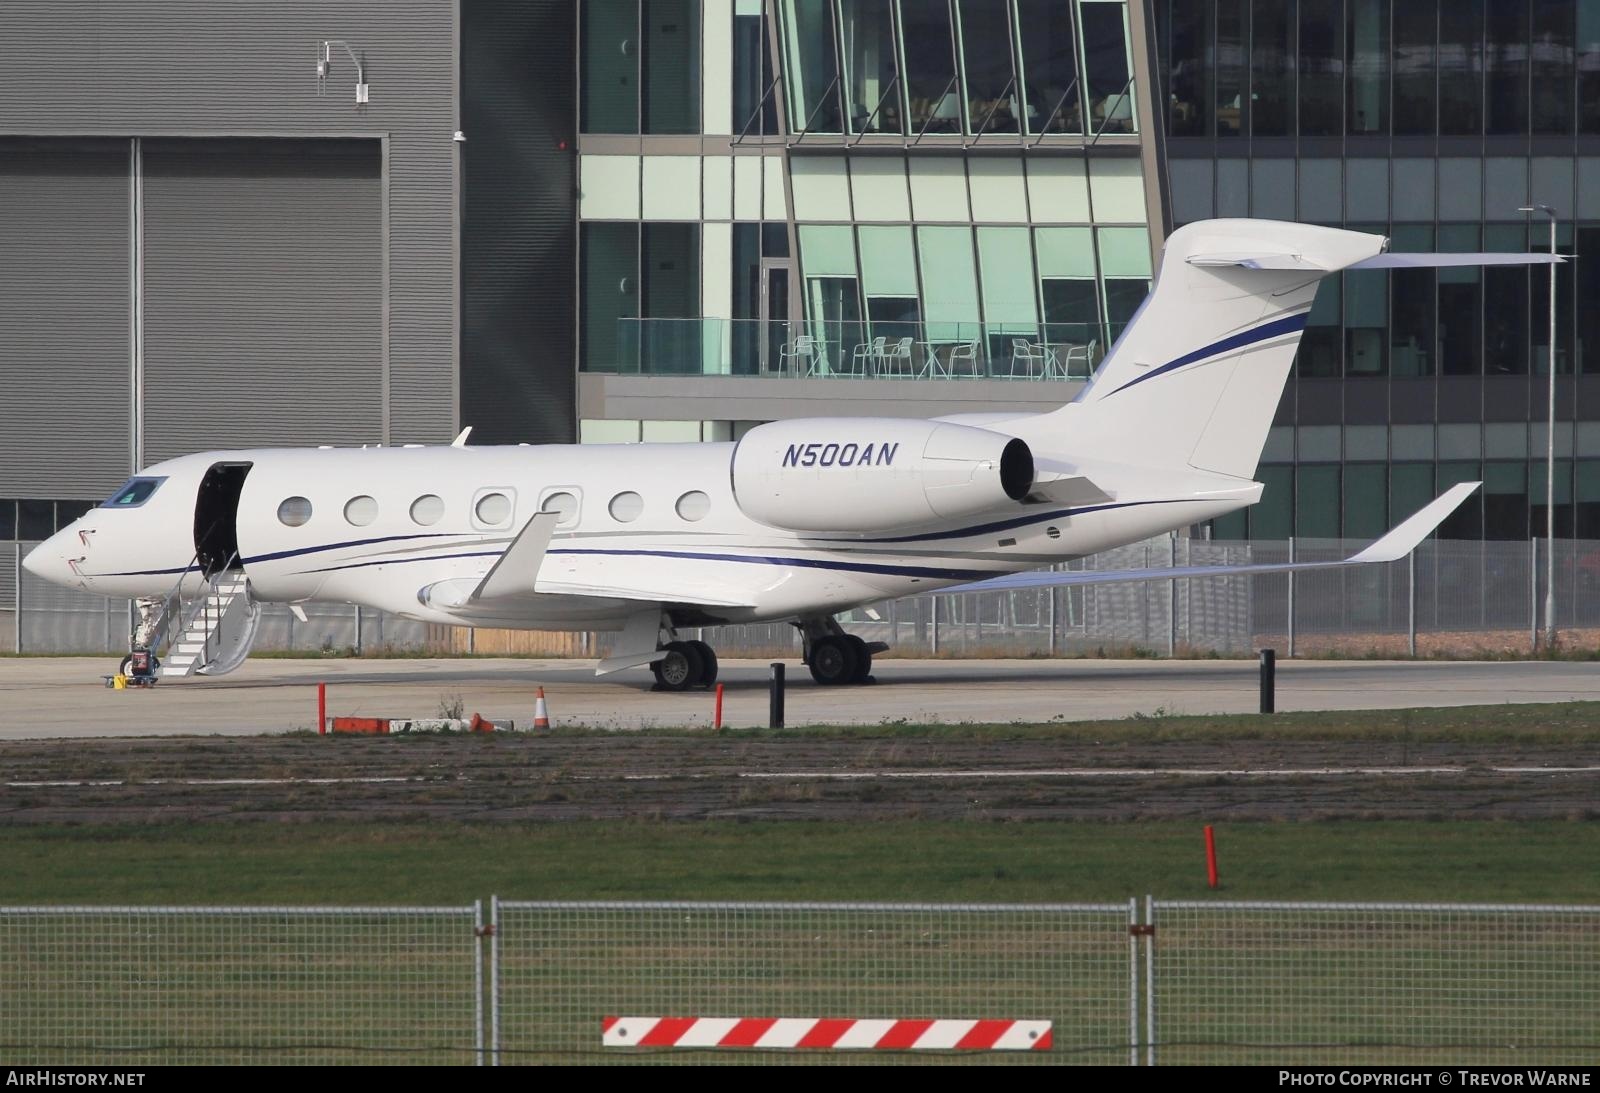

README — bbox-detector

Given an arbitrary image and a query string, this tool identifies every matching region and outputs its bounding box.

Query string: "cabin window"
[101,477,166,509]
[608,491,644,522]
[541,491,579,527]
[475,492,512,525]
[277,497,313,527]
[675,490,710,521]
[344,496,378,527]
[410,494,445,526]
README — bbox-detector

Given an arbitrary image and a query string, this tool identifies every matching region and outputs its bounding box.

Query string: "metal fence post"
[1168,534,1177,658]
[1408,550,1417,658]
[1048,585,1058,656]
[354,604,363,655]
[1127,897,1139,1066]
[490,895,500,1066]
[14,543,22,655]
[1531,537,1539,652]
[1286,537,1295,659]
[1144,894,1156,1066]
[473,899,484,1066]
[930,596,940,656]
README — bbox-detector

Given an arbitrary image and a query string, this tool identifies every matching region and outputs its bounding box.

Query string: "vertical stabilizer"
[1018,220,1386,480]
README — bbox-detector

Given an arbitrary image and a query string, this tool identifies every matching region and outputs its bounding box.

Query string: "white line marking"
[735,766,1600,779]
[5,775,433,788]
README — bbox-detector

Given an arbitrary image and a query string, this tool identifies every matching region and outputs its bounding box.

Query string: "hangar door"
[0,139,133,498]
[141,138,383,460]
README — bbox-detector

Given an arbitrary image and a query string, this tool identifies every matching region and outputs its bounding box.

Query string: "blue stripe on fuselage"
[1106,312,1310,397]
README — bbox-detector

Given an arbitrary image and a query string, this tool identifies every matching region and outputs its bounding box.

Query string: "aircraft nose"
[21,535,73,586]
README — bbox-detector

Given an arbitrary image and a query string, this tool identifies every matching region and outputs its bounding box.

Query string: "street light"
[1519,203,1558,650]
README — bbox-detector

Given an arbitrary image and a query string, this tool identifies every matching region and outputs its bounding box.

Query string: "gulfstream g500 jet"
[23,220,1558,688]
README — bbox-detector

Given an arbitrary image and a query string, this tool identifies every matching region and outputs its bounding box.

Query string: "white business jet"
[23,220,1558,689]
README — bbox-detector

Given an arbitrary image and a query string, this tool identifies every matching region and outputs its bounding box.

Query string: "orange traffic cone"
[534,687,551,730]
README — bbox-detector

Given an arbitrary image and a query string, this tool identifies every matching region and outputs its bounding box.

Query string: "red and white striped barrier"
[601,1016,1052,1052]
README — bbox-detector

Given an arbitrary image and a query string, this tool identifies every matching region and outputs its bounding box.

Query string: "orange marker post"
[1204,825,1220,889]
[713,683,724,730]
[318,682,326,736]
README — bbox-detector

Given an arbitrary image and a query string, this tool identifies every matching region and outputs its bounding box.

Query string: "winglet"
[471,512,559,601]
[452,426,473,447]
[1348,481,1480,564]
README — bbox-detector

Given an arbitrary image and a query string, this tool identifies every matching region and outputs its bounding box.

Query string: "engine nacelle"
[730,418,1034,533]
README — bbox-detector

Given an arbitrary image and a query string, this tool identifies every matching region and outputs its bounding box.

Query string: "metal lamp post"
[1519,203,1558,649]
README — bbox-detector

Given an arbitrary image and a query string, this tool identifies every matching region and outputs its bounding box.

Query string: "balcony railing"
[592,318,1119,379]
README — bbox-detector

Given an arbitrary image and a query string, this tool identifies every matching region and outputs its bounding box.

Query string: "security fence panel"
[493,900,1137,1066]
[1148,901,1600,1066]
[0,905,484,1065]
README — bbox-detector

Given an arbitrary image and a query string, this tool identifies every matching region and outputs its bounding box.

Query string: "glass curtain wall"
[733,2,781,134]
[778,1,1134,139]
[580,0,700,134]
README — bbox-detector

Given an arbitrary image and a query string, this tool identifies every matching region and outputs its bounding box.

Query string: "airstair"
[158,570,260,678]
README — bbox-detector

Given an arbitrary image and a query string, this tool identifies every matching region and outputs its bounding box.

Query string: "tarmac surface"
[3,655,1600,737]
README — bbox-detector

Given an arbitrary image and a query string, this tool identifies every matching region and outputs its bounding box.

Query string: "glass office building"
[574,1,1600,543]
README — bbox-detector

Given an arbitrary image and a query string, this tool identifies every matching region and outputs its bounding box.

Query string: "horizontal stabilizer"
[1027,460,1114,506]
[942,483,1479,595]
[1348,252,1565,270]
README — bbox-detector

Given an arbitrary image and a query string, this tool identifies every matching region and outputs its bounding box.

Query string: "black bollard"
[769,662,786,729]
[1259,648,1276,714]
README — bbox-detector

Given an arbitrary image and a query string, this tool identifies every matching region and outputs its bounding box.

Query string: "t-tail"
[1019,219,1560,483]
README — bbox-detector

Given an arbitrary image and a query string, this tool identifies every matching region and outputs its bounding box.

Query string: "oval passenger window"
[475,492,512,525]
[410,494,445,526]
[344,495,378,527]
[277,497,313,527]
[608,491,644,523]
[675,490,711,521]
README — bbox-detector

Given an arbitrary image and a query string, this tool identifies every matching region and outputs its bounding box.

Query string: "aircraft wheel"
[117,654,160,678]
[807,635,858,686]
[845,635,873,683]
[651,641,705,692]
[686,640,718,686]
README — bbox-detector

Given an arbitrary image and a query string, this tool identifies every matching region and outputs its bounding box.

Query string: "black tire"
[118,654,159,678]
[651,641,705,692]
[687,640,718,686]
[807,635,858,686]
[845,635,873,683]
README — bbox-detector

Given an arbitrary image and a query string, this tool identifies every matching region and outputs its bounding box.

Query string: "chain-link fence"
[491,900,1137,1066]
[0,904,484,1065]
[1146,900,1600,1066]
[10,537,1600,658]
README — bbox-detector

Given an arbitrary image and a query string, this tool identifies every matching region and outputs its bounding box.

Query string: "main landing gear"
[799,617,885,687]
[650,639,719,692]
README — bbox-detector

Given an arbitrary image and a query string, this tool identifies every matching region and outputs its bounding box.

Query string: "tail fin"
[1027,220,1386,480]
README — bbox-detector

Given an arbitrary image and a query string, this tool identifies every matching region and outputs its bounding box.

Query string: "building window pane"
[1534,459,1577,537]
[583,0,638,133]
[1438,225,1483,376]
[1347,0,1389,135]
[1215,0,1245,135]
[1484,461,1530,540]
[1485,0,1529,135]
[1254,465,1294,539]
[1344,268,1389,376]
[1390,225,1436,377]
[957,0,1020,133]
[977,226,1038,356]
[841,0,903,134]
[1577,227,1600,374]
[581,222,639,372]
[1438,461,1485,538]
[807,276,863,372]
[900,1,961,133]
[641,223,700,373]
[1081,1,1136,133]
[916,226,980,343]
[1019,0,1083,134]
[1041,279,1101,348]
[733,9,780,135]
[1298,277,1343,378]
[644,0,700,133]
[1250,0,1293,137]
[1102,277,1148,342]
[1164,0,1210,136]
[1296,466,1341,539]
[1344,465,1388,540]
[1484,224,1529,375]
[1299,0,1345,137]
[0,500,15,540]
[1581,0,1600,133]
[1391,464,1435,527]
[1530,221,1576,375]
[18,500,54,541]
[1393,0,1438,135]
[1532,0,1576,135]
[782,0,843,133]
[1440,0,1485,136]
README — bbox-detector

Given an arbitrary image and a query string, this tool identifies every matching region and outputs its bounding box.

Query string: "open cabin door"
[194,462,252,578]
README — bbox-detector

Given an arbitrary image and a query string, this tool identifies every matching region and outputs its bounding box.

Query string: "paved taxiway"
[1,657,1598,738]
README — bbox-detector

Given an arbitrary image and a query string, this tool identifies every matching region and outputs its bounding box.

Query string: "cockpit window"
[101,477,166,509]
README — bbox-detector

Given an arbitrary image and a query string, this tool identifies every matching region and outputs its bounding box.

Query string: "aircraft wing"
[941,482,1479,594]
